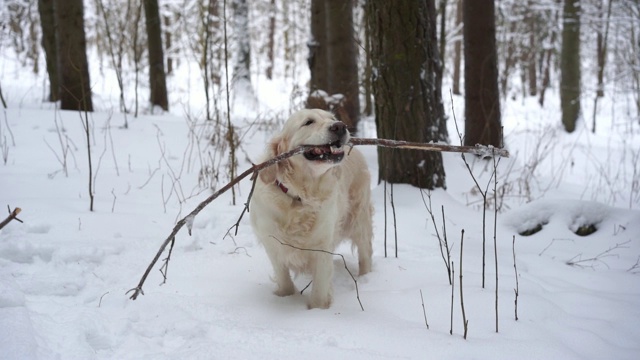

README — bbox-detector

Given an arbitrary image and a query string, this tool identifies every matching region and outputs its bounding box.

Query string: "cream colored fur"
[249,109,373,309]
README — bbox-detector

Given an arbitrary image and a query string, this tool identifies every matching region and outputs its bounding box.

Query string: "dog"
[249,109,373,309]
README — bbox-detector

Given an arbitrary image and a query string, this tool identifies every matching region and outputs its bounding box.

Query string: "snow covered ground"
[2,56,640,359]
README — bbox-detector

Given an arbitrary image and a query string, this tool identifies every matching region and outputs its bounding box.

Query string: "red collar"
[275,179,289,194]
[275,180,301,201]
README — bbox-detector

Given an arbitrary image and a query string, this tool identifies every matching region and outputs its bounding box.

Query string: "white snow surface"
[2,62,640,359]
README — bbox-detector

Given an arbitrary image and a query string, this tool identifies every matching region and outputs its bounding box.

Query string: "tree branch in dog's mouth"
[303,139,345,162]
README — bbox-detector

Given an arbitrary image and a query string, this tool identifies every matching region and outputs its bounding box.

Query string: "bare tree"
[560,0,581,133]
[37,0,58,102]
[325,0,360,129]
[367,0,447,189]
[143,0,169,111]
[463,0,501,146]
[54,0,93,111]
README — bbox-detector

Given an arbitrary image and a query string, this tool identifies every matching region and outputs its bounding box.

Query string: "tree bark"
[54,0,92,111]
[560,0,581,133]
[308,0,328,94]
[37,0,59,102]
[266,0,276,80]
[143,0,169,111]
[452,0,462,95]
[367,0,447,189]
[325,0,360,129]
[463,0,501,147]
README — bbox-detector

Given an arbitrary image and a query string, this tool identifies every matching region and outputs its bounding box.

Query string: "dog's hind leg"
[352,205,373,276]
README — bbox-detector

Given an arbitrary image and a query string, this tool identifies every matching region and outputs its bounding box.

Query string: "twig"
[450,261,455,335]
[513,235,519,321]
[628,256,640,274]
[460,230,468,339]
[420,190,452,284]
[493,155,500,333]
[98,291,110,308]
[420,289,429,329]
[226,172,258,238]
[566,240,631,269]
[538,238,574,256]
[383,181,388,258]
[270,235,364,311]
[158,236,176,284]
[0,206,23,230]
[390,183,398,258]
[450,100,494,288]
[111,188,117,213]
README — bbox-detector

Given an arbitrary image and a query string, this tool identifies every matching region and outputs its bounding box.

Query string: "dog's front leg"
[308,251,334,309]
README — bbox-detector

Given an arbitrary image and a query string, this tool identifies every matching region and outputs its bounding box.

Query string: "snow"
[2,40,640,360]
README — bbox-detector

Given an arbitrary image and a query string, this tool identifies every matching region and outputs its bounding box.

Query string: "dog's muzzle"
[303,122,348,163]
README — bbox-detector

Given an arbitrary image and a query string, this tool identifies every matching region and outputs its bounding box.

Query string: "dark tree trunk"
[143,0,169,111]
[367,0,447,189]
[560,0,581,133]
[325,0,360,129]
[452,0,462,95]
[54,0,92,111]
[38,0,59,102]
[463,0,501,147]
[308,0,328,94]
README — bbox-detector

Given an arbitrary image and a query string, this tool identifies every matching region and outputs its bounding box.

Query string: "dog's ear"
[259,136,286,183]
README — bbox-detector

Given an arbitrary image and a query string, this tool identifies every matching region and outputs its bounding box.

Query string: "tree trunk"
[452,0,462,95]
[164,12,172,75]
[437,0,447,92]
[266,0,276,80]
[37,0,59,102]
[231,0,256,104]
[463,0,501,147]
[325,0,360,129]
[560,0,581,133]
[143,0,169,111]
[308,0,328,93]
[539,4,559,107]
[526,1,538,96]
[54,0,93,111]
[367,0,447,189]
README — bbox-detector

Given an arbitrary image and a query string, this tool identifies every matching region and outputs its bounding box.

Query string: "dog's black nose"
[329,122,347,136]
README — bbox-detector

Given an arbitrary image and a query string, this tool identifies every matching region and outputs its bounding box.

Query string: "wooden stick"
[0,206,22,230]
[349,138,509,158]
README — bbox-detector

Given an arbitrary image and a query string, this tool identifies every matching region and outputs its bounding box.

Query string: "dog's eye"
[302,119,315,127]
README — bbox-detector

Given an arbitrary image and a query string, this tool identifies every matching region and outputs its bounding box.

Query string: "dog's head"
[260,109,350,183]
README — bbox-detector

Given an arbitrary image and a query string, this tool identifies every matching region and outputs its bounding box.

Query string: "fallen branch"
[0,206,22,230]
[127,138,509,300]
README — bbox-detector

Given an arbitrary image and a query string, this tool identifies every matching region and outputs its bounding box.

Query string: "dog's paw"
[307,294,332,309]
[274,285,296,297]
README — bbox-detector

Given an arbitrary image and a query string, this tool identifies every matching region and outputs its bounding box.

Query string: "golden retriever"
[249,109,373,309]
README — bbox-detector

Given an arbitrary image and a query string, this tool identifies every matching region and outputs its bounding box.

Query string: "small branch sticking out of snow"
[185,215,196,236]
[0,205,22,230]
